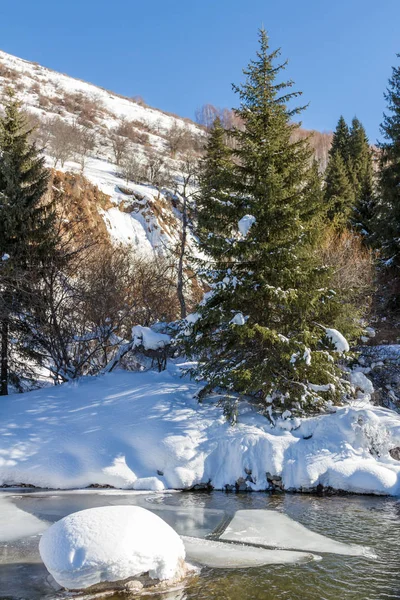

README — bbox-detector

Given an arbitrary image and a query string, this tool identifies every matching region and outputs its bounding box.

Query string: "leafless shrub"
[144,149,173,189]
[61,91,104,126]
[37,93,51,109]
[0,63,19,81]
[131,95,146,107]
[110,128,129,166]
[120,154,146,184]
[320,229,375,306]
[73,125,96,172]
[46,117,80,167]
[114,118,149,146]
[30,82,41,95]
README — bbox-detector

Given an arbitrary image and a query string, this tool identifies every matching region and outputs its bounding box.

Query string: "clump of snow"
[131,325,171,350]
[303,347,312,366]
[325,328,350,353]
[185,313,200,324]
[238,215,256,237]
[39,506,186,590]
[230,313,246,326]
[351,371,374,395]
[220,510,375,557]
[1,253,10,261]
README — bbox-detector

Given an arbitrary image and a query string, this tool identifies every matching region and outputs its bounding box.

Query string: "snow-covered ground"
[0,362,399,495]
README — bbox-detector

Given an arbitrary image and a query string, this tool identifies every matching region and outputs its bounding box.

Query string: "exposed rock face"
[389,447,400,461]
[358,345,400,410]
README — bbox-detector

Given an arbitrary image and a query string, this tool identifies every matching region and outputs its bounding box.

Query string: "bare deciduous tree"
[47,117,79,167]
[110,127,129,166]
[144,149,173,189]
[120,154,146,184]
[173,154,199,319]
[73,125,96,172]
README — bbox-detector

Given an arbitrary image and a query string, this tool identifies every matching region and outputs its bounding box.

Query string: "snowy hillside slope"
[0,49,204,255]
[0,361,399,495]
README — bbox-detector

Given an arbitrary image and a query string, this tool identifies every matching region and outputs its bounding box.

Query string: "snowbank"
[0,363,399,495]
[39,506,185,589]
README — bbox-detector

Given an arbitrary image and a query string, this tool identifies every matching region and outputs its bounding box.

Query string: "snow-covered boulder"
[39,506,186,590]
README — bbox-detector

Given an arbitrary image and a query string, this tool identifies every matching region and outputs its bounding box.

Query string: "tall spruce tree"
[324,151,354,227]
[186,31,351,418]
[196,116,235,259]
[349,117,375,235]
[329,116,351,166]
[0,89,55,394]
[324,117,355,226]
[376,55,400,272]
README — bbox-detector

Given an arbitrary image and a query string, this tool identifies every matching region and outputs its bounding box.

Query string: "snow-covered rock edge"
[0,362,399,496]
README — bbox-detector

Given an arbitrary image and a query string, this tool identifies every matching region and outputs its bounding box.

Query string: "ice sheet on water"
[0,495,49,542]
[182,536,318,568]
[220,510,376,557]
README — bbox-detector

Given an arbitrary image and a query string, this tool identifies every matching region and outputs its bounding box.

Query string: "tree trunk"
[0,318,9,396]
[177,195,187,319]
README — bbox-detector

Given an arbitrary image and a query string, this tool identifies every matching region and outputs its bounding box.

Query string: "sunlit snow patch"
[182,536,318,568]
[220,510,376,558]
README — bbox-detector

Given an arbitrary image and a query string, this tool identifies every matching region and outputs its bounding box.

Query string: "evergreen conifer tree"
[0,89,55,394]
[186,31,351,418]
[324,151,355,227]
[196,116,235,259]
[329,116,351,166]
[376,56,400,271]
[324,117,354,227]
[348,118,375,235]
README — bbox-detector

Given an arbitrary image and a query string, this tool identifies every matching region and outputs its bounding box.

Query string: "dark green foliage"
[329,116,351,166]
[186,31,352,418]
[376,56,400,272]
[196,116,235,259]
[324,115,375,233]
[349,118,375,235]
[324,151,354,227]
[0,89,56,394]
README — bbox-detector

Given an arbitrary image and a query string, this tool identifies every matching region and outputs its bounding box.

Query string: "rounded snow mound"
[39,505,186,590]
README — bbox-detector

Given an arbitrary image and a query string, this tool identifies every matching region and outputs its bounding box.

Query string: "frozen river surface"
[1,490,399,600]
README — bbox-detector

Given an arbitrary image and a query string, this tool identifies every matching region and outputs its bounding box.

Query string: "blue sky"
[0,0,398,142]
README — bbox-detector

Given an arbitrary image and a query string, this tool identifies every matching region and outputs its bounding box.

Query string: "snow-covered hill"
[0,49,204,255]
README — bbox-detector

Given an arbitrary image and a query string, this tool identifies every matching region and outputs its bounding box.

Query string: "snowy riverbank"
[0,362,399,495]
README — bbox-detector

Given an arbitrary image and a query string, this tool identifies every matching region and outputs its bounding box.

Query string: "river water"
[1,490,399,600]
